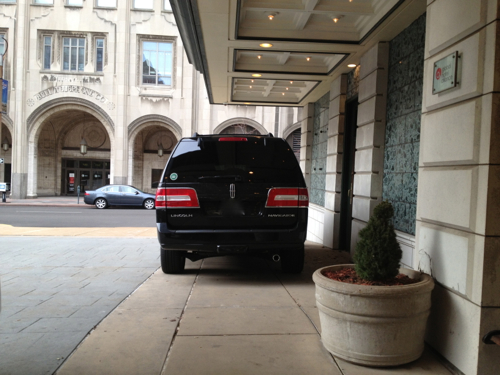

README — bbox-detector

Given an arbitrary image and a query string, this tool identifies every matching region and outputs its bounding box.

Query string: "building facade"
[0,0,302,197]
[3,1,500,374]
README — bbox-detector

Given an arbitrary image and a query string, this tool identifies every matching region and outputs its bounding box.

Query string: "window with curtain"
[142,41,173,86]
[63,37,85,72]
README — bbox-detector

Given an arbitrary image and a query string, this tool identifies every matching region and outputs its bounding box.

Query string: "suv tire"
[281,246,304,274]
[161,248,185,274]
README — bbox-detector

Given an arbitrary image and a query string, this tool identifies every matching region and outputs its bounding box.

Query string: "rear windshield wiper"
[198,175,242,181]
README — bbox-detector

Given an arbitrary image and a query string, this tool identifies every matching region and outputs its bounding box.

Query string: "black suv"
[155,134,308,274]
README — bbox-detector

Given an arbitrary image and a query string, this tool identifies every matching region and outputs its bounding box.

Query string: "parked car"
[156,133,309,274]
[84,185,156,209]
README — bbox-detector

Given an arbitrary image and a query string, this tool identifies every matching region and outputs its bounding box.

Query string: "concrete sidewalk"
[53,243,454,375]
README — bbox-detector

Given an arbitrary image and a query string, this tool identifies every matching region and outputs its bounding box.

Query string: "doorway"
[339,98,358,250]
[61,159,110,195]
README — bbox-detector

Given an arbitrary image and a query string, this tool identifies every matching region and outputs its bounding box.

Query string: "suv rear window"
[162,137,302,184]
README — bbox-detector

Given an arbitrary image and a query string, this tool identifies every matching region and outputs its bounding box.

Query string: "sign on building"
[433,52,459,94]
[1,79,7,114]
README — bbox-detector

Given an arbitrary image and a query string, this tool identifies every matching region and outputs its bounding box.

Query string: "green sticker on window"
[170,173,178,181]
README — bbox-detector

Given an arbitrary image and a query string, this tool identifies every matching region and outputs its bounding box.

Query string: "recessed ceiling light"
[250,86,252,88]
[332,15,344,23]
[260,43,273,48]
[267,13,277,20]
[252,74,262,77]
[257,55,262,59]
[290,81,293,84]
[282,93,285,96]
[347,63,357,68]
[306,57,311,61]
[251,79,254,82]
[286,87,289,90]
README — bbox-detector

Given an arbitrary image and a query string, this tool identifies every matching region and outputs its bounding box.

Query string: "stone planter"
[313,264,434,367]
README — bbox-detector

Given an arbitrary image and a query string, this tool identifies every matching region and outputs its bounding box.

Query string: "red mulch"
[323,267,420,286]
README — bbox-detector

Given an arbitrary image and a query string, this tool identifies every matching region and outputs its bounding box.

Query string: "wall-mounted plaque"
[433,51,459,94]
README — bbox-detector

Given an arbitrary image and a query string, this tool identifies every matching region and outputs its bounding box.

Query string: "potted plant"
[312,201,434,367]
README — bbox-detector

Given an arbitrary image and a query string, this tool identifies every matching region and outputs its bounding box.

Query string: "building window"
[34,0,54,4]
[67,0,83,6]
[133,0,153,10]
[0,1,16,4]
[142,41,173,86]
[0,34,6,57]
[63,37,85,72]
[151,169,163,188]
[43,36,52,70]
[96,0,116,7]
[163,0,171,11]
[95,38,104,72]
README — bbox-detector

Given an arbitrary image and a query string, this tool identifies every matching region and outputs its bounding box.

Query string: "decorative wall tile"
[405,112,421,143]
[347,66,360,100]
[382,13,426,236]
[310,92,330,206]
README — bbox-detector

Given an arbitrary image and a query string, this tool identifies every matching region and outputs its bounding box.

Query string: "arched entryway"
[128,115,181,193]
[27,99,114,197]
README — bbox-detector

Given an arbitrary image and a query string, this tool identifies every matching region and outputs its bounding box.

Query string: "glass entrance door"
[62,159,110,195]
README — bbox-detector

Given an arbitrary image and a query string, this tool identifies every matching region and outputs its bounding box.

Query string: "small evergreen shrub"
[353,201,402,281]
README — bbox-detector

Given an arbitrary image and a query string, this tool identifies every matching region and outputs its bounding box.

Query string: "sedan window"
[120,186,136,193]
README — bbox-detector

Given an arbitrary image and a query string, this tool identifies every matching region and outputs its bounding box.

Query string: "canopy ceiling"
[170,0,426,106]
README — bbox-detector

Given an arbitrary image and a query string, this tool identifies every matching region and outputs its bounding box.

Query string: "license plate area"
[217,245,248,254]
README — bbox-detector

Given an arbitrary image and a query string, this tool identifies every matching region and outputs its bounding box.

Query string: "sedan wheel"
[95,198,108,209]
[144,198,155,210]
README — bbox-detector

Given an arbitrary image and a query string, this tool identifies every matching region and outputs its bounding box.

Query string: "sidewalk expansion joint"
[161,260,204,372]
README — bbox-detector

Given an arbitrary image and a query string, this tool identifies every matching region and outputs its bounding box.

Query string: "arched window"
[220,124,260,135]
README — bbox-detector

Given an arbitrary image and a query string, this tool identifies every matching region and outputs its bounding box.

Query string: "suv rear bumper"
[157,222,306,254]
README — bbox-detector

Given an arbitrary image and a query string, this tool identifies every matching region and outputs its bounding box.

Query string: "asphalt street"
[0,206,156,228]
[0,236,159,375]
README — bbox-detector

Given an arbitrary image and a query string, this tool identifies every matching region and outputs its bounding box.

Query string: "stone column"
[112,0,131,185]
[350,42,389,255]
[300,103,314,190]
[417,1,500,374]
[323,75,347,248]
[11,0,29,199]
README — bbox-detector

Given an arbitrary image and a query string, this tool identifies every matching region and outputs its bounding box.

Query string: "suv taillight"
[155,188,200,208]
[265,188,309,208]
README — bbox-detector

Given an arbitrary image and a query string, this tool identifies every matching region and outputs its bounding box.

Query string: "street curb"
[1,203,90,208]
